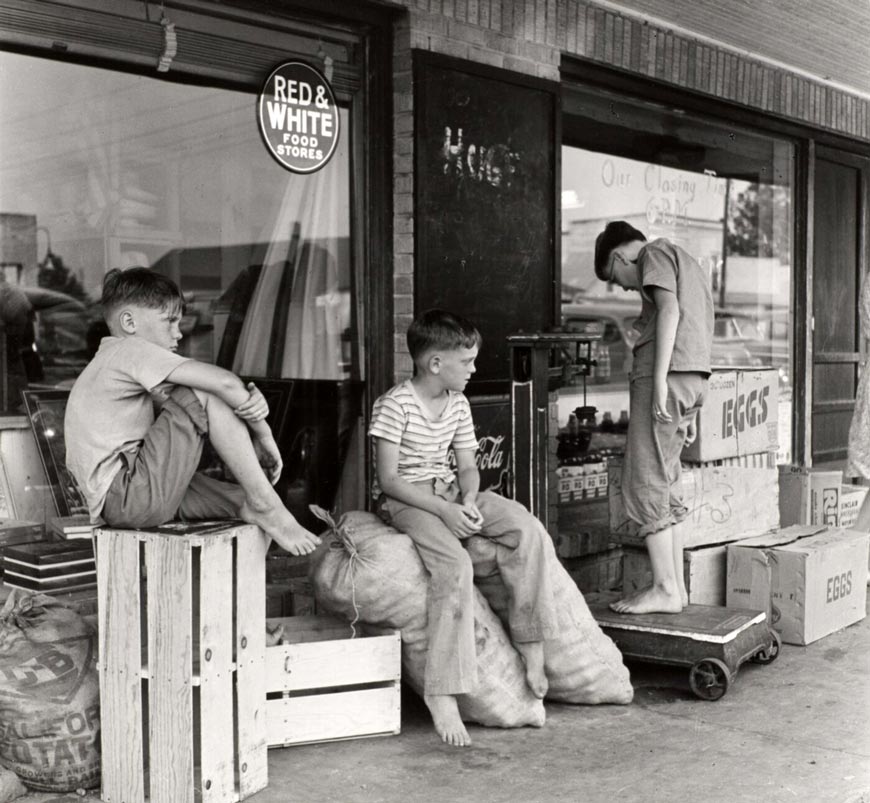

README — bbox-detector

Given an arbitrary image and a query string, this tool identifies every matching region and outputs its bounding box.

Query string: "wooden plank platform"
[587,593,766,644]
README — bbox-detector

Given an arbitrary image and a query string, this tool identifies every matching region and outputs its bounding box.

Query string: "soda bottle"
[596,344,611,383]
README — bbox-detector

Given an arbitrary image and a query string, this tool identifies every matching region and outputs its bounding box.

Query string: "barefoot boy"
[65,268,321,557]
[594,221,713,615]
[370,309,558,747]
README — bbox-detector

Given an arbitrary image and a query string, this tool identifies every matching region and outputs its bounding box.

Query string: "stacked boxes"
[681,369,779,463]
[2,540,96,595]
[555,461,609,503]
[553,370,779,598]
[608,462,780,549]
[623,544,728,606]
[778,465,869,528]
[555,457,621,592]
[615,462,780,607]
[0,520,45,580]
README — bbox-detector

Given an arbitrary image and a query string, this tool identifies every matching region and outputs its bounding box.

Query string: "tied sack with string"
[309,507,545,729]
[466,535,634,705]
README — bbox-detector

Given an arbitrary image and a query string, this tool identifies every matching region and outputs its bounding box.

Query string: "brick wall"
[388,0,870,379]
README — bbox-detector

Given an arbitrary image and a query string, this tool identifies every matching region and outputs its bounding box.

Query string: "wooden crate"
[265,614,401,748]
[562,547,624,594]
[96,522,268,803]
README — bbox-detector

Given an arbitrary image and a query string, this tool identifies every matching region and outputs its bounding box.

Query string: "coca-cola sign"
[447,398,511,495]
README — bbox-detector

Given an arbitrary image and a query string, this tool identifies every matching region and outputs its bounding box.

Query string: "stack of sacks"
[309,507,633,726]
[309,508,545,728]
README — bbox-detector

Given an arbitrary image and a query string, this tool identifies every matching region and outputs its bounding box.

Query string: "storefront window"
[560,85,794,464]
[0,50,358,414]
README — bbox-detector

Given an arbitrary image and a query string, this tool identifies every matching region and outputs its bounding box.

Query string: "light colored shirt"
[368,379,478,497]
[631,238,714,379]
[65,336,189,520]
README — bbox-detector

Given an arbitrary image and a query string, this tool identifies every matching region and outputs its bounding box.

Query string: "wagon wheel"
[689,658,731,701]
[751,629,782,665]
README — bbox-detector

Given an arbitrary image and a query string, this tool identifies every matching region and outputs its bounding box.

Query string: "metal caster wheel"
[689,658,731,700]
[751,629,782,665]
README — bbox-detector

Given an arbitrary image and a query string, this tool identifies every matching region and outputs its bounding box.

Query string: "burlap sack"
[466,535,634,705]
[309,508,545,728]
[0,591,100,791]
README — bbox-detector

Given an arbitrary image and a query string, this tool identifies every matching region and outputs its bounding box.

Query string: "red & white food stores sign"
[257,61,339,174]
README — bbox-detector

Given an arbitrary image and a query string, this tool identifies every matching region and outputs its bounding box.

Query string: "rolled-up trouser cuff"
[636,504,689,538]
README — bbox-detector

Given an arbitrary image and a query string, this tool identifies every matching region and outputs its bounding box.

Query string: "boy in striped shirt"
[369,309,558,747]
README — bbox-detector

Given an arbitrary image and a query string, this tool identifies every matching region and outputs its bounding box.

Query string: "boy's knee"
[432,552,473,588]
[166,386,209,433]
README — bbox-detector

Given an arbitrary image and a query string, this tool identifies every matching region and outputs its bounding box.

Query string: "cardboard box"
[777,467,868,529]
[609,462,779,549]
[726,525,870,645]
[622,544,727,606]
[682,369,779,462]
[838,485,869,529]
[690,450,777,469]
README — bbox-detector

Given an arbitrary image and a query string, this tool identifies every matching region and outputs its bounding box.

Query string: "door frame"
[805,145,870,465]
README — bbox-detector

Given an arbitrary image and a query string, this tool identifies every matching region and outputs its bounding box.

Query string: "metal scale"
[508,330,781,700]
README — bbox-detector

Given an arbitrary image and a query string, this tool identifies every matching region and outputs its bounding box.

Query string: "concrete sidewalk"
[19,603,870,803]
[256,601,870,803]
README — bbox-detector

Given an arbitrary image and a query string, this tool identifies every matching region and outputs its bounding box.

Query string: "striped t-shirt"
[369,380,478,497]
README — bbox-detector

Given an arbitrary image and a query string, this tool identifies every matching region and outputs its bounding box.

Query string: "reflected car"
[713,307,790,390]
[714,308,789,366]
[561,299,762,384]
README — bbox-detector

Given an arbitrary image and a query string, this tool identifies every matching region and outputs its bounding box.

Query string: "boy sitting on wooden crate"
[593,221,713,615]
[64,268,321,557]
[370,309,559,748]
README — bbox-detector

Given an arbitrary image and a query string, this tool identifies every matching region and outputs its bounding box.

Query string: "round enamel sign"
[257,61,340,174]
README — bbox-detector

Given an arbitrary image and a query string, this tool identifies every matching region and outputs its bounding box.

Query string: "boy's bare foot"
[423,694,471,747]
[515,640,548,699]
[240,500,321,555]
[609,585,683,615]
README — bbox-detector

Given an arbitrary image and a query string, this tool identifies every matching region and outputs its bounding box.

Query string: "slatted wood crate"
[96,522,268,803]
[265,614,400,748]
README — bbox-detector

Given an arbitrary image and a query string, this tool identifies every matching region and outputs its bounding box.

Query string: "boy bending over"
[594,221,713,615]
[65,268,320,557]
[370,309,558,747]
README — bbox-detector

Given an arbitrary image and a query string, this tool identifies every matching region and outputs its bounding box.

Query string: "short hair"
[594,221,647,280]
[407,309,482,362]
[101,268,183,318]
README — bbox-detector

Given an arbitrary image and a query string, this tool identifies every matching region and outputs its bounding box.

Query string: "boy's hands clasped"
[234,382,269,422]
[440,500,484,539]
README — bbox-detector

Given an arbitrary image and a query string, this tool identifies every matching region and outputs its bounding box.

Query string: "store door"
[811,147,870,466]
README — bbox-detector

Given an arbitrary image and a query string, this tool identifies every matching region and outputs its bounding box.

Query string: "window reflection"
[560,113,793,465]
[0,51,357,416]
